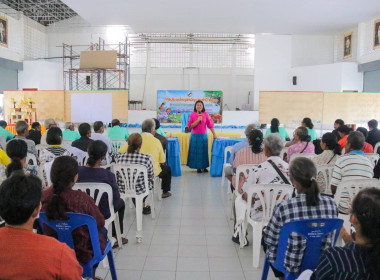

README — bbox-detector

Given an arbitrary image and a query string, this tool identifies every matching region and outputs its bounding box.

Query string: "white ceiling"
[62,0,380,34]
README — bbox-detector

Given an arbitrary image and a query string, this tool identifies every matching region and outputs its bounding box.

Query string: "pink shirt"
[287,141,315,161]
[187,112,214,134]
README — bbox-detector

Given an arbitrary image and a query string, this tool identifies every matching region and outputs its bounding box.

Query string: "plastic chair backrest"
[245,184,293,222]
[62,139,73,146]
[289,153,316,163]
[181,112,191,132]
[234,164,257,192]
[271,218,343,278]
[26,152,37,166]
[280,147,288,160]
[374,142,380,154]
[110,140,126,154]
[334,178,380,207]
[316,164,334,194]
[73,183,116,229]
[112,163,148,197]
[224,146,233,164]
[35,144,48,158]
[38,212,103,262]
[44,160,54,187]
[363,153,379,167]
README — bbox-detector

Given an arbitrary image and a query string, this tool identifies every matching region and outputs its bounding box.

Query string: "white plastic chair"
[221,146,233,188]
[374,142,380,154]
[289,153,316,163]
[44,160,54,187]
[315,164,334,194]
[154,176,163,201]
[73,183,123,248]
[363,153,379,167]
[244,183,294,268]
[110,140,126,155]
[35,144,48,158]
[26,152,37,166]
[62,139,73,146]
[112,163,155,243]
[279,147,288,160]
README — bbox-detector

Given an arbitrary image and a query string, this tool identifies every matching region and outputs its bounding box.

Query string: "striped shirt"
[330,151,373,213]
[311,242,371,280]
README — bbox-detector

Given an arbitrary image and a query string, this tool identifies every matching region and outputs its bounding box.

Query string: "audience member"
[155,119,167,137]
[228,123,256,170]
[7,120,37,158]
[263,157,338,278]
[40,118,57,145]
[356,127,374,153]
[0,174,83,279]
[302,117,318,141]
[77,140,127,247]
[0,120,15,142]
[311,188,380,279]
[5,139,28,177]
[72,123,93,152]
[41,156,106,268]
[332,119,344,141]
[264,118,290,141]
[90,121,112,154]
[367,119,380,149]
[337,125,351,150]
[330,131,373,214]
[153,118,167,152]
[119,119,172,198]
[62,122,80,141]
[286,127,315,162]
[27,121,42,145]
[107,119,129,141]
[228,129,266,190]
[116,133,154,214]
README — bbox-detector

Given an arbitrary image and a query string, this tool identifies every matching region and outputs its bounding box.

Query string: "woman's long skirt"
[187,132,209,169]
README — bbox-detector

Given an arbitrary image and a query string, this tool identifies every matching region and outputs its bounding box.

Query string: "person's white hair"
[44,118,55,129]
[263,133,284,156]
[244,124,257,137]
[65,122,73,130]
[141,119,155,133]
[15,121,28,135]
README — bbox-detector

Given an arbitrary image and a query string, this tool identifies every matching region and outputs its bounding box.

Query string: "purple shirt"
[187,112,214,134]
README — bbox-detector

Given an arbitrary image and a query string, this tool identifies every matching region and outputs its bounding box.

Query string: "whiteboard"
[71,93,112,122]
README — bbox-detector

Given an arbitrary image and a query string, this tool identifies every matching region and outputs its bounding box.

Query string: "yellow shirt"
[119,133,165,176]
[0,149,10,166]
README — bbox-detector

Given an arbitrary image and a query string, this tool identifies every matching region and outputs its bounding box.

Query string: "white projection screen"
[71,92,112,122]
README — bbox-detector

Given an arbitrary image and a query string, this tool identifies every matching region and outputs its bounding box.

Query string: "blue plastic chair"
[38,212,118,280]
[261,218,343,280]
[180,112,191,132]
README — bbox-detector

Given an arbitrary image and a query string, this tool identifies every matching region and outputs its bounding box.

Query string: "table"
[166,137,182,177]
[210,138,245,177]
[6,124,46,135]
[171,132,242,165]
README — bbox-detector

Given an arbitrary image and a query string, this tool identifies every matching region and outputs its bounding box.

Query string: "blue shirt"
[229,139,249,165]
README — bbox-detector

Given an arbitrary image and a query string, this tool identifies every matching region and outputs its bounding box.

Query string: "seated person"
[72,123,94,152]
[263,157,338,278]
[265,118,289,141]
[332,119,344,141]
[337,125,351,150]
[0,120,15,141]
[153,118,167,152]
[356,127,374,153]
[301,117,318,141]
[40,118,57,145]
[77,140,127,247]
[107,119,129,141]
[116,133,154,214]
[7,120,37,158]
[367,119,380,149]
[311,188,380,279]
[0,173,83,279]
[6,139,37,177]
[119,119,172,198]
[228,129,266,190]
[90,121,112,154]
[27,122,42,145]
[286,127,315,162]
[41,156,106,275]
[62,122,80,141]
[331,131,373,214]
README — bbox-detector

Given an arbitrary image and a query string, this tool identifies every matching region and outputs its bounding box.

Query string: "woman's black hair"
[153,118,160,129]
[351,188,380,277]
[86,140,107,167]
[248,129,263,154]
[302,117,314,129]
[356,127,369,140]
[270,118,280,133]
[46,156,78,220]
[127,133,142,153]
[46,127,63,145]
[5,139,28,178]
[193,100,206,112]
[321,132,341,156]
[337,125,351,135]
[289,157,320,206]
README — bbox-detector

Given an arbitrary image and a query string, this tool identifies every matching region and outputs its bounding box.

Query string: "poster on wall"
[0,15,8,48]
[374,19,380,50]
[157,90,223,124]
[343,32,352,59]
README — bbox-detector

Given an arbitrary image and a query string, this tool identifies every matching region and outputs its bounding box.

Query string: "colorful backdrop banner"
[157,90,223,124]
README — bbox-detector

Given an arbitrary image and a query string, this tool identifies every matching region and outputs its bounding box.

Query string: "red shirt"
[338,134,348,149]
[0,227,83,279]
[362,142,374,153]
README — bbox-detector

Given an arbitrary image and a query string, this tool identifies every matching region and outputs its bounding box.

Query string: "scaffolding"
[63,37,130,91]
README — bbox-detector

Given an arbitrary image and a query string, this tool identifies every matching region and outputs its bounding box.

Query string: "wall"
[18,60,63,90]
[364,70,380,92]
[0,58,22,94]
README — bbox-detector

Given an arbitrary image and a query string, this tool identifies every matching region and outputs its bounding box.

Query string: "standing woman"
[302,117,318,141]
[187,100,217,173]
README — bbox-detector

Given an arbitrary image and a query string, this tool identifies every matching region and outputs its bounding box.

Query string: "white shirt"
[90,132,112,153]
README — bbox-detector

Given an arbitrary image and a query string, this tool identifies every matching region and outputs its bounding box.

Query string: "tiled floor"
[98,167,277,280]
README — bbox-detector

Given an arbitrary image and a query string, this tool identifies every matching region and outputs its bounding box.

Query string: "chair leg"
[150,190,156,219]
[114,213,123,248]
[136,197,143,243]
[230,193,236,220]
[252,223,263,268]
[107,248,118,280]
[221,167,225,187]
[261,258,270,280]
